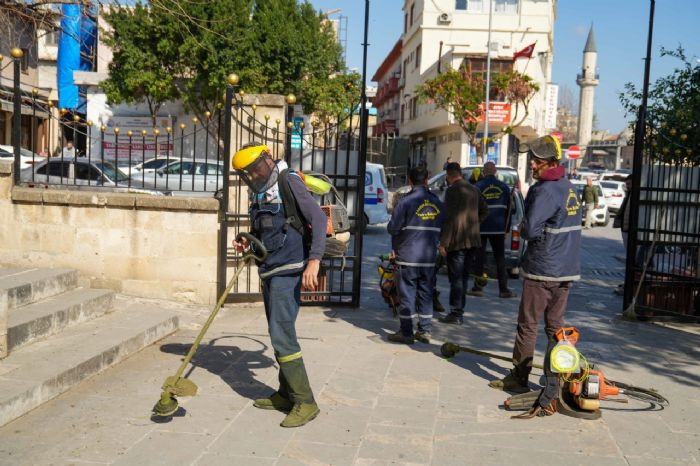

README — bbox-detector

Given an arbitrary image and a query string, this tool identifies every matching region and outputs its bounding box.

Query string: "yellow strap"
[278,351,302,363]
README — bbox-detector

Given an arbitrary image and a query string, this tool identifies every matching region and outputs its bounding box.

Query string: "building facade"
[373,0,556,179]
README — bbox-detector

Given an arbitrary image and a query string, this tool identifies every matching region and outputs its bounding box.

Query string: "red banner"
[471,102,512,124]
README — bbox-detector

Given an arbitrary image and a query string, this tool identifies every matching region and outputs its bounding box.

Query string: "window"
[412,98,417,119]
[20,48,29,74]
[45,31,59,46]
[74,163,101,181]
[415,44,422,70]
[400,104,405,123]
[142,159,169,170]
[37,161,69,177]
[404,13,408,33]
[460,57,513,99]
[410,3,415,26]
[494,0,519,14]
[456,0,483,11]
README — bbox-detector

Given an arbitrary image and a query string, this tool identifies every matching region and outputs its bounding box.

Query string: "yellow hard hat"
[470,167,482,181]
[232,144,270,171]
[519,135,562,161]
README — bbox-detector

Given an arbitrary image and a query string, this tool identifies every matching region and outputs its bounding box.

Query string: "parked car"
[20,157,139,188]
[141,159,225,194]
[0,144,44,170]
[599,170,631,182]
[393,165,525,277]
[117,157,173,177]
[571,179,609,226]
[599,180,626,213]
[364,162,390,225]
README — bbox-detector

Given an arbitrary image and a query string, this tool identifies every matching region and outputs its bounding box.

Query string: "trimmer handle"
[236,232,267,262]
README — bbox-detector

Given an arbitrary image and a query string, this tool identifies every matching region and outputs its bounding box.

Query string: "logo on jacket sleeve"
[566,188,581,216]
[415,200,441,220]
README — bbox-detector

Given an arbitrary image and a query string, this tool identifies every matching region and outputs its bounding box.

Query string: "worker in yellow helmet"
[231,142,327,428]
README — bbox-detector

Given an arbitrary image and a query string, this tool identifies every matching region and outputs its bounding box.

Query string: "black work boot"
[489,369,529,393]
[387,331,415,345]
[432,291,445,313]
[438,313,463,325]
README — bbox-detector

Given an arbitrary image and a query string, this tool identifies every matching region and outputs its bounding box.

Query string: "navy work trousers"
[397,265,436,336]
[262,273,302,358]
[446,247,479,316]
[474,234,509,292]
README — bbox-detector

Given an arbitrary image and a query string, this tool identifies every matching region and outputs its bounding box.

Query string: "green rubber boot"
[279,357,320,428]
[253,391,293,412]
[254,362,293,411]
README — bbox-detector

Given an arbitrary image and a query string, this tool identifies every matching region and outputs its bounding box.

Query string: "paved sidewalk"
[0,225,698,465]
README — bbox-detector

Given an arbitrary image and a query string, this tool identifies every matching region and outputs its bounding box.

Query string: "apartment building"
[377,0,556,178]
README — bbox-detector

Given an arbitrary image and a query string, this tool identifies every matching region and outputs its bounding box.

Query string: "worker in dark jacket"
[438,162,489,325]
[489,135,582,419]
[387,166,445,344]
[231,143,327,428]
[471,162,517,298]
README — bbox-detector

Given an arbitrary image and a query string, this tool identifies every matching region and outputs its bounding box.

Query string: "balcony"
[386,77,400,97]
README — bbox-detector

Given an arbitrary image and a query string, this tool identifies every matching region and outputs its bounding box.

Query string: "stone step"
[0,268,78,310]
[7,288,115,353]
[0,304,178,427]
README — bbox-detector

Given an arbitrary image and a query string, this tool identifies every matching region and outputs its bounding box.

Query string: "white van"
[364,162,390,225]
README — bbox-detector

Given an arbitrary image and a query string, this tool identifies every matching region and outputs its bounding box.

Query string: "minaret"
[576,26,599,155]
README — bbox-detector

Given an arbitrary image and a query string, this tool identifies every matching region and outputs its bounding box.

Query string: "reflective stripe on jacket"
[520,172,582,281]
[387,186,445,267]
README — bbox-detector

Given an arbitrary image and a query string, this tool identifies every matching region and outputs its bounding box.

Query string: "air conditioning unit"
[438,12,452,24]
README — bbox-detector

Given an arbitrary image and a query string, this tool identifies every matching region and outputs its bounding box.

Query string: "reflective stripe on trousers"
[396,264,436,335]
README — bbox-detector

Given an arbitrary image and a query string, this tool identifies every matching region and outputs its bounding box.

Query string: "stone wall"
[0,160,222,305]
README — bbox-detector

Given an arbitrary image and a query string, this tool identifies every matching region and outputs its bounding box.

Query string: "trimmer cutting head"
[152,391,179,417]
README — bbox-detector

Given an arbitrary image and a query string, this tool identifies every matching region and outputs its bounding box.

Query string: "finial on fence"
[285,94,296,105]
[48,100,54,108]
[192,117,198,124]
[251,104,257,111]
[275,118,281,125]
[204,111,211,119]
[100,125,106,132]
[141,130,147,137]
[86,120,93,127]
[154,128,160,136]
[166,127,172,134]
[32,88,39,97]
[264,114,270,121]
[300,122,305,129]
[239,90,245,97]
[127,130,133,137]
[227,73,240,86]
[10,48,23,59]
[179,123,186,130]
[114,127,120,134]
[287,122,293,129]
[73,114,80,123]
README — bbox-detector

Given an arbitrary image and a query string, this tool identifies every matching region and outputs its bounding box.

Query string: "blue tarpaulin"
[57,5,80,110]
[57,4,97,112]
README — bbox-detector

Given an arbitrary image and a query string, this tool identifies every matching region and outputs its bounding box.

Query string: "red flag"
[513,42,536,60]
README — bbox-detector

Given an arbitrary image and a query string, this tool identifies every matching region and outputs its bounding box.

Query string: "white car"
[571,180,609,226]
[141,158,225,194]
[364,162,390,225]
[117,157,173,177]
[599,180,626,213]
[0,144,44,170]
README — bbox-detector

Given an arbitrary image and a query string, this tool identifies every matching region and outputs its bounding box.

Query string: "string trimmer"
[152,232,267,418]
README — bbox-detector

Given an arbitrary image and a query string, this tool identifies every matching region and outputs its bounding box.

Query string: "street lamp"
[482,0,494,163]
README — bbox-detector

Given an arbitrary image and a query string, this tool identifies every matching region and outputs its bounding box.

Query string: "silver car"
[20,157,136,188]
[140,159,225,194]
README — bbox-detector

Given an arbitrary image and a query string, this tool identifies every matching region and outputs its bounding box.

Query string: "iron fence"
[624,127,700,321]
[7,52,367,306]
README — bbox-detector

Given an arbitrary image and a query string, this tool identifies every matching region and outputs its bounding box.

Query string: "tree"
[619,46,699,164]
[101,3,182,127]
[416,66,539,162]
[101,0,346,131]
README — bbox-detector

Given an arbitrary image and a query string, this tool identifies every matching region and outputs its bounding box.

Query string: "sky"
[307,0,700,134]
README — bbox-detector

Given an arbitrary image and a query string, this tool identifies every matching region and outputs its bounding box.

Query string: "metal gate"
[624,131,700,321]
[217,84,366,306]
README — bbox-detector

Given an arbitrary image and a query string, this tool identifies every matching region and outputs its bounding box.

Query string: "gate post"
[11,48,23,185]
[285,94,296,165]
[351,0,371,307]
[217,74,238,300]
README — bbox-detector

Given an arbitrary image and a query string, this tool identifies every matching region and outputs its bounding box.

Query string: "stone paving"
[0,224,698,465]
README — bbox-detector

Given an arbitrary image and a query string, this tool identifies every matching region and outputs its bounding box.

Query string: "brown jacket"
[440,178,489,251]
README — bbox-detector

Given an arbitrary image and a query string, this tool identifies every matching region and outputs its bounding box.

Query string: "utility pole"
[482,0,494,164]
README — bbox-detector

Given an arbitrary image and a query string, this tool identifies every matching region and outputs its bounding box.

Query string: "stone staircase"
[0,267,179,427]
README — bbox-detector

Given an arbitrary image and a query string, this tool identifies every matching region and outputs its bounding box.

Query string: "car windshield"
[94,161,129,182]
[600,181,621,189]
